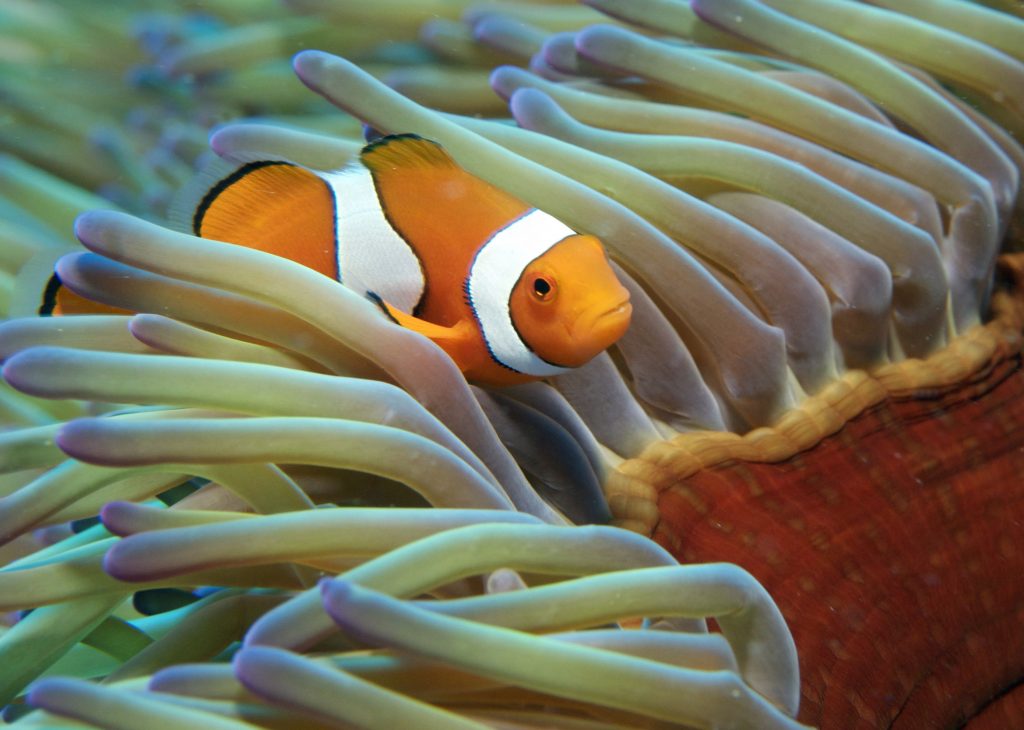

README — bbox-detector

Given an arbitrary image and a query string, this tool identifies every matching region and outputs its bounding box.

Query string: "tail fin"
[9,249,129,318]
[9,248,66,318]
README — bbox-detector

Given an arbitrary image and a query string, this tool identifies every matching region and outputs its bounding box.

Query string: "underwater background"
[0,0,1022,727]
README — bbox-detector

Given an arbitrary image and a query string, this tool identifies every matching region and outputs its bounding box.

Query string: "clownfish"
[43,134,632,386]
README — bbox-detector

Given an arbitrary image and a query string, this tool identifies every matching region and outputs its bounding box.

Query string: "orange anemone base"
[608,256,1024,729]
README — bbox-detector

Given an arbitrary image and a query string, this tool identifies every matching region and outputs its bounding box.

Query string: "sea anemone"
[0,0,1021,728]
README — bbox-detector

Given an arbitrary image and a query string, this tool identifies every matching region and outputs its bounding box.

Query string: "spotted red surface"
[653,353,1024,728]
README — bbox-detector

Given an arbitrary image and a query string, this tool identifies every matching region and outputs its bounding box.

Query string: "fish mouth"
[575,296,633,348]
[549,296,633,369]
[596,300,632,323]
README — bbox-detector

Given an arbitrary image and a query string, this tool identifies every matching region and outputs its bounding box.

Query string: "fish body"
[49,134,632,386]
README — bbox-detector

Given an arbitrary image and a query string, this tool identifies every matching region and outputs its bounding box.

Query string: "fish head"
[508,234,632,369]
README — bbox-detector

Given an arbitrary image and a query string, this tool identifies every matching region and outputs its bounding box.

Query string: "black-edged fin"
[167,153,247,235]
[359,134,457,174]
[189,160,295,237]
[8,247,69,318]
[367,291,401,325]
[168,152,342,280]
[166,152,305,236]
[367,290,476,371]
[40,272,61,316]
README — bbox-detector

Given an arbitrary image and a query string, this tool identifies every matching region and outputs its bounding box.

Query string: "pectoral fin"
[368,292,476,371]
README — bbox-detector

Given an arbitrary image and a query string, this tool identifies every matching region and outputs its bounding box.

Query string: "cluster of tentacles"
[0,0,1021,728]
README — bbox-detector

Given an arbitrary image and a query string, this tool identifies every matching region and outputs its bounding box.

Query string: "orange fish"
[46,134,632,386]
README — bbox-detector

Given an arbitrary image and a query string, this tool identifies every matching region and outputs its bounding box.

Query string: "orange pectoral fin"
[368,292,476,372]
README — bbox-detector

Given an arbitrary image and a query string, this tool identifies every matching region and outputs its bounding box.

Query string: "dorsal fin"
[191,161,297,236]
[167,152,247,235]
[171,159,339,280]
[359,134,457,173]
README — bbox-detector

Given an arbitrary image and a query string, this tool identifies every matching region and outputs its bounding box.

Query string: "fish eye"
[531,275,556,302]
